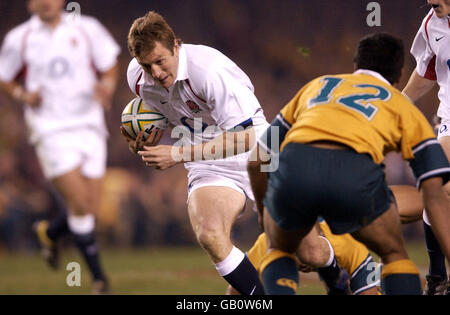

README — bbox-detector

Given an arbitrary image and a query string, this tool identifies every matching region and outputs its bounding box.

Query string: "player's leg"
[319,219,379,295]
[295,223,351,295]
[33,189,68,269]
[81,176,109,294]
[225,233,268,295]
[188,186,264,295]
[33,134,75,269]
[421,133,450,295]
[52,170,108,293]
[350,202,421,295]
[260,207,314,295]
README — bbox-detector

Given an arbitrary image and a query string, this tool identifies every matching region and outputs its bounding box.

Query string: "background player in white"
[0,0,120,293]
[402,0,450,295]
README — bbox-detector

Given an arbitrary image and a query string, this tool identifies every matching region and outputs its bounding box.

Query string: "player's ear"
[26,0,35,14]
[173,39,179,56]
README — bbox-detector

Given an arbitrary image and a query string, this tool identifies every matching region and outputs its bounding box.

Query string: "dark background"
[0,0,438,250]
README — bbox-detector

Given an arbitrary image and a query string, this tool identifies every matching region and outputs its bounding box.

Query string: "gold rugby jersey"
[258,71,450,187]
[279,73,435,163]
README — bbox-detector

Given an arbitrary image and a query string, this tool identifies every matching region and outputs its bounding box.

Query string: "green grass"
[0,241,430,295]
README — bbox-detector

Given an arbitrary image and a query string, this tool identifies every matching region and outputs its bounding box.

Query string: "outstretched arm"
[402,69,436,103]
[138,126,256,170]
[95,63,119,110]
[247,144,271,231]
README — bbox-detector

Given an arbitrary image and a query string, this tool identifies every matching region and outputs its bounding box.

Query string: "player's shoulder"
[127,58,142,79]
[183,44,236,81]
[2,17,34,43]
[76,14,102,25]
[184,43,228,63]
[127,58,144,95]
[418,8,437,33]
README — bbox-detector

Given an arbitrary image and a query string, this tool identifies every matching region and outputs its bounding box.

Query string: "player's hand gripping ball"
[121,97,168,140]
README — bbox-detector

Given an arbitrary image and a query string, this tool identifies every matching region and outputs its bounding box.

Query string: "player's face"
[137,41,180,89]
[27,0,65,22]
[428,0,450,17]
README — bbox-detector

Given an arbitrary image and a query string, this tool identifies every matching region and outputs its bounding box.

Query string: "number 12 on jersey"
[308,77,391,121]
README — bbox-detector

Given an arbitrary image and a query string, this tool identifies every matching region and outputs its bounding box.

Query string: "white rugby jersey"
[127,44,268,167]
[411,9,450,119]
[0,13,120,143]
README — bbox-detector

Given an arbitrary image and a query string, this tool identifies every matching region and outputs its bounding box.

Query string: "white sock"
[214,246,245,276]
[423,209,431,226]
[319,236,335,267]
[67,214,95,235]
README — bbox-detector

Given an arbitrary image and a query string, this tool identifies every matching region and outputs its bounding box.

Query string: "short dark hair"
[353,33,404,85]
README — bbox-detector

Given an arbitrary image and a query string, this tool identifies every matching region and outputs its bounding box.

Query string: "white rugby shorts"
[35,127,107,179]
[185,155,255,203]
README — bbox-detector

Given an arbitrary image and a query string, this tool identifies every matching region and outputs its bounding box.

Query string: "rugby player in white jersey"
[402,0,450,295]
[122,11,358,295]
[0,0,120,294]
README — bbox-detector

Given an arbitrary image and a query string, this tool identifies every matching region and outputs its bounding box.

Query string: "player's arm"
[137,126,255,170]
[404,16,437,103]
[185,125,255,160]
[0,80,41,107]
[247,143,271,230]
[95,63,119,110]
[402,68,436,103]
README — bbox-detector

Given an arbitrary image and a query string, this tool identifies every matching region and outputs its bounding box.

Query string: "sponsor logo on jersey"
[186,100,201,113]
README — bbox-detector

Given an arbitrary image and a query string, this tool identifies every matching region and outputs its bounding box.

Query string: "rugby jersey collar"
[29,12,70,30]
[354,69,391,86]
[175,44,188,82]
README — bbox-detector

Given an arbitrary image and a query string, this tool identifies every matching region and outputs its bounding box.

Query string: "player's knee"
[296,246,327,268]
[196,227,226,253]
[377,242,408,263]
[65,197,91,216]
[296,235,329,267]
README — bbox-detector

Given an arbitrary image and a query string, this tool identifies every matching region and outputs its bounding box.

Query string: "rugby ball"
[121,97,168,139]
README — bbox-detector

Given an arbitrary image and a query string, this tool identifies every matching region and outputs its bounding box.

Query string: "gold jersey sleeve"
[279,73,436,164]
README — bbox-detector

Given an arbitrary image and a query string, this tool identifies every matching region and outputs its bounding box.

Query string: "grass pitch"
[0,241,431,295]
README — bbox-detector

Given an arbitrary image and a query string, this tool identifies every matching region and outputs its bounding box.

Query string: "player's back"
[280,70,436,164]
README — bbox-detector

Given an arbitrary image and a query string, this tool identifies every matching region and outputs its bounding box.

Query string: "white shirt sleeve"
[81,16,120,73]
[0,27,26,82]
[411,12,437,80]
[127,58,143,97]
[203,69,260,130]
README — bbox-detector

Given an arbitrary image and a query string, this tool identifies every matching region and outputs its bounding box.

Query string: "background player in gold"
[227,222,378,295]
[248,33,450,295]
